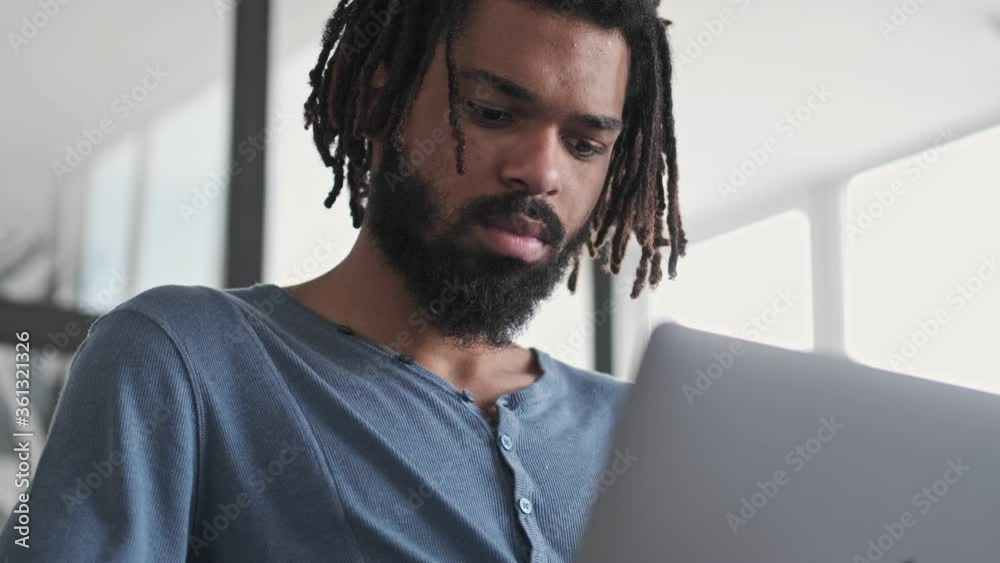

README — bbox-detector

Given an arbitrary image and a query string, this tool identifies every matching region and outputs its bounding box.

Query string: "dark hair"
[303,0,686,298]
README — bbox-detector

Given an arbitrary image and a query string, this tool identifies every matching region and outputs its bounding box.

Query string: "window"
[844,126,1000,394]
[633,210,815,380]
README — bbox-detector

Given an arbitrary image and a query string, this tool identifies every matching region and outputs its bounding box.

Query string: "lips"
[484,214,550,244]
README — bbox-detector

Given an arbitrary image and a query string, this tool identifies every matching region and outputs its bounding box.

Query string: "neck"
[283,225,540,392]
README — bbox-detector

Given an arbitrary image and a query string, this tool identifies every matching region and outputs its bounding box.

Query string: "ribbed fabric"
[1,283,630,562]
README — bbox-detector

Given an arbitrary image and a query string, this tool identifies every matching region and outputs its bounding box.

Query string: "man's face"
[365,0,630,348]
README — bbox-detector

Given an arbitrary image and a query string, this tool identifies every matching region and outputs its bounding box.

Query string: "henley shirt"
[0,282,631,562]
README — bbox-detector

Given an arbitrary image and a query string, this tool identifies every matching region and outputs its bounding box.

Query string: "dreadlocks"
[303,0,687,299]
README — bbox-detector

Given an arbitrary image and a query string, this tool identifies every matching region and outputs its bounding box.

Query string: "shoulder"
[61,288,217,425]
[554,357,632,393]
[92,283,257,344]
[536,349,633,409]
[81,283,248,369]
[77,284,263,384]
[110,283,247,323]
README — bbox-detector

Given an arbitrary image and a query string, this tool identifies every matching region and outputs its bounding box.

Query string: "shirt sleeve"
[1,308,200,562]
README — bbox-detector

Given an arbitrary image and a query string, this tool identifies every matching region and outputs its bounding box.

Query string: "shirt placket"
[495,397,548,563]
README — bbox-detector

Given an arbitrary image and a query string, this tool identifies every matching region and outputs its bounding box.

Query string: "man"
[1,0,685,560]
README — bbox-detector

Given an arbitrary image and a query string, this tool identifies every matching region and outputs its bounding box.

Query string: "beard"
[365,143,592,349]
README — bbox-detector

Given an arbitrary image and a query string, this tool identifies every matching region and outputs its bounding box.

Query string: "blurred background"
[2,0,999,518]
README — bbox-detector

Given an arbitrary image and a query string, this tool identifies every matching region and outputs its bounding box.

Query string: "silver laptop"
[575,322,1000,563]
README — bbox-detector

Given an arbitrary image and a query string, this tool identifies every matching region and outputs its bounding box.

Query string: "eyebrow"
[457,67,624,132]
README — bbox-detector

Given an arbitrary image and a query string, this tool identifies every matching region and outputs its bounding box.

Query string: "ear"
[324,55,391,141]
[370,63,388,91]
[323,51,349,135]
[363,64,390,141]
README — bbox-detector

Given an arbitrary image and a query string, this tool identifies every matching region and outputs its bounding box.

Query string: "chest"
[306,388,612,559]
[192,348,622,562]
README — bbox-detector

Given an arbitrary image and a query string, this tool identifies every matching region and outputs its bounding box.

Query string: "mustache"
[456,193,567,246]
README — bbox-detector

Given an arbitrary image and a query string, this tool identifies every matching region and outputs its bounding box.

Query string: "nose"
[498,126,563,198]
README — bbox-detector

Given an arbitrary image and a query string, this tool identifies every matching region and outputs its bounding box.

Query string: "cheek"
[400,124,452,176]
[569,168,611,224]
[424,131,499,202]
[431,121,494,179]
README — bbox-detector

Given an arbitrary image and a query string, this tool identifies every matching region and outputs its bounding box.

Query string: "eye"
[565,137,606,160]
[463,99,512,126]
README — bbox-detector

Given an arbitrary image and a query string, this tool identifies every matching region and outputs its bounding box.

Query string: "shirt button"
[336,325,355,335]
[461,389,476,403]
[397,353,415,365]
[499,434,513,451]
[518,497,533,515]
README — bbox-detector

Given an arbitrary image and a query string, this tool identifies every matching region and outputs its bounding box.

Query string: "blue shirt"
[1,283,630,562]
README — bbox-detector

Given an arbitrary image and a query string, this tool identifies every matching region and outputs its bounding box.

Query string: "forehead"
[455,0,630,119]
